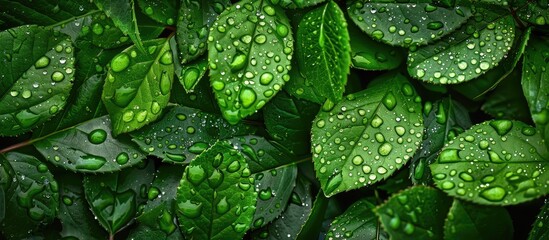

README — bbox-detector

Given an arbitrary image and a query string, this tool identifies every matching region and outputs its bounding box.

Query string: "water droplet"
[35,56,50,69]
[92,23,104,35]
[480,186,506,202]
[382,92,397,110]
[87,129,107,144]
[111,53,130,72]
[178,200,202,218]
[188,142,208,154]
[159,71,171,95]
[352,155,364,165]
[276,24,289,37]
[51,71,65,82]
[15,110,40,128]
[230,54,247,72]
[148,187,159,200]
[372,30,384,40]
[160,51,173,65]
[116,152,129,165]
[389,215,401,229]
[183,67,200,90]
[187,165,206,186]
[212,80,225,91]
[239,88,256,108]
[325,173,343,194]
[75,155,107,170]
[459,172,474,182]
[403,223,415,234]
[151,101,161,114]
[439,149,460,163]
[260,72,274,85]
[378,143,393,156]
[112,86,137,107]
[441,181,455,190]
[489,120,513,136]
[259,187,272,200]
[227,160,241,173]
[427,21,443,30]
[208,169,224,188]
[216,197,230,214]
[233,222,248,233]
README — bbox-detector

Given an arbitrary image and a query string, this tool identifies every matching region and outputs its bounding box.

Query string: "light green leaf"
[137,0,177,25]
[0,152,59,238]
[57,173,108,240]
[177,0,231,63]
[348,0,472,47]
[102,38,174,136]
[375,186,452,240]
[327,198,389,240]
[411,98,471,185]
[297,1,350,103]
[529,199,549,240]
[93,0,144,52]
[208,0,294,124]
[176,141,257,240]
[311,72,423,197]
[522,36,549,149]
[83,160,154,235]
[275,0,326,9]
[430,120,549,205]
[408,9,515,84]
[444,199,513,240]
[0,25,74,136]
[131,106,256,164]
[34,115,146,173]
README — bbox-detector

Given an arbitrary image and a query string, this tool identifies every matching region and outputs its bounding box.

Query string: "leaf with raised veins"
[208,0,294,124]
[311,72,423,197]
[0,25,74,136]
[94,0,145,52]
[102,38,174,135]
[430,120,549,205]
[176,141,257,240]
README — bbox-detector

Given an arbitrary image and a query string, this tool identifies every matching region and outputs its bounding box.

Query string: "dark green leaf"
[407,9,515,84]
[275,0,326,9]
[0,153,15,200]
[171,35,209,93]
[297,1,351,103]
[0,152,59,238]
[515,0,549,26]
[430,120,549,205]
[176,141,257,240]
[482,67,531,121]
[137,0,177,25]
[102,38,174,135]
[131,106,256,164]
[311,72,423,196]
[34,115,146,173]
[444,199,513,240]
[529,199,549,240]
[296,190,329,240]
[0,25,74,136]
[348,0,472,47]
[208,0,294,124]
[263,91,320,156]
[375,186,452,240]
[522,36,549,149]
[57,173,108,240]
[327,198,389,240]
[411,98,472,185]
[82,12,133,49]
[93,0,145,52]
[177,0,231,63]
[170,74,220,113]
[83,159,154,235]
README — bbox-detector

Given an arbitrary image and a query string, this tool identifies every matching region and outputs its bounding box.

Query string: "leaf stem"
[0,140,32,154]
[46,10,101,29]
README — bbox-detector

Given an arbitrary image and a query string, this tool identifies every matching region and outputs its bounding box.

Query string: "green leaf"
[311,72,423,197]
[34,115,146,173]
[515,0,549,26]
[347,0,472,48]
[0,153,15,200]
[327,198,389,240]
[522,36,549,149]
[407,9,515,84]
[275,0,326,9]
[57,173,108,240]
[171,35,209,93]
[529,199,549,240]
[0,152,59,238]
[252,176,313,240]
[482,68,531,121]
[348,21,405,71]
[284,56,326,104]
[208,0,294,124]
[133,165,185,239]
[102,38,174,136]
[93,0,145,52]
[170,74,220,113]
[177,0,231,63]
[131,106,256,164]
[0,25,75,136]
[375,186,452,240]
[410,98,472,185]
[176,141,257,240]
[82,12,133,49]
[296,190,329,240]
[137,0,177,25]
[430,120,549,205]
[263,91,320,156]
[444,199,513,240]
[297,1,350,103]
[83,160,154,235]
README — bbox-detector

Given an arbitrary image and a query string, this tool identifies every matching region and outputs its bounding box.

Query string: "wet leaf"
[327,199,389,240]
[171,35,209,93]
[83,159,154,235]
[430,120,549,205]
[482,68,531,121]
[311,72,423,197]
[176,141,257,240]
[177,0,231,63]
[0,152,59,238]
[515,0,549,26]
[93,0,145,52]
[275,0,325,9]
[348,0,472,47]
[208,0,294,124]
[444,199,513,240]
[297,1,351,103]
[131,106,256,164]
[102,38,174,136]
[34,115,146,173]
[0,25,75,136]
[522,36,549,149]
[408,8,515,84]
[137,0,177,25]
[375,186,452,240]
[295,190,329,240]
[529,199,549,240]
